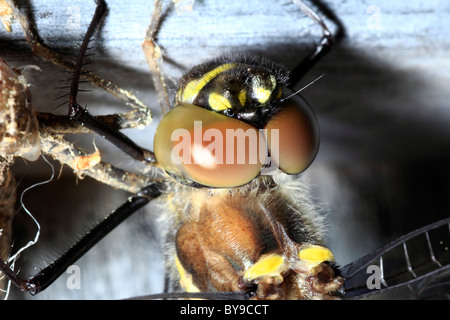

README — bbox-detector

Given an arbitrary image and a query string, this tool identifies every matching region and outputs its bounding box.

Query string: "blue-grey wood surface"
[1,0,450,299]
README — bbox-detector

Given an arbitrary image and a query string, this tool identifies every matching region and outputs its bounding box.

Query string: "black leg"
[289,34,333,87]
[0,183,162,295]
[68,0,155,164]
[289,0,346,87]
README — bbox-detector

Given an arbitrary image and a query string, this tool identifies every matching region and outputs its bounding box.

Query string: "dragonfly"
[0,0,449,300]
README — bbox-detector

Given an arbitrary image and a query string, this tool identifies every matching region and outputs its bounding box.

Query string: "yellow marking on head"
[208,92,232,111]
[298,245,335,267]
[175,255,200,293]
[180,63,236,104]
[244,253,286,281]
[252,74,277,104]
[253,86,271,104]
[238,90,247,106]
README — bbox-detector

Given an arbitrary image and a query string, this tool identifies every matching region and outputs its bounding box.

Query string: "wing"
[338,217,450,299]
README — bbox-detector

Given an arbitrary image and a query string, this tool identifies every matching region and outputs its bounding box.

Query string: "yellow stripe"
[181,63,236,104]
[208,92,231,111]
[238,90,247,106]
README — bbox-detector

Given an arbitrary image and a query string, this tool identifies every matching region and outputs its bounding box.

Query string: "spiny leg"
[65,0,155,164]
[142,0,171,115]
[5,0,152,121]
[6,0,157,164]
[4,0,161,189]
[0,56,160,194]
[0,183,162,295]
[36,110,153,135]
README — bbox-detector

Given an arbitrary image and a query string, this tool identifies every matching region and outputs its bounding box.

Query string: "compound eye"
[154,104,266,188]
[264,96,319,174]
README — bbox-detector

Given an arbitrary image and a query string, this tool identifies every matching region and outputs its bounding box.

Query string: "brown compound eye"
[264,96,319,174]
[154,104,266,188]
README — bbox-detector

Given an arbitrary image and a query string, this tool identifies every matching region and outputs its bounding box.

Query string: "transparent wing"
[339,217,450,299]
